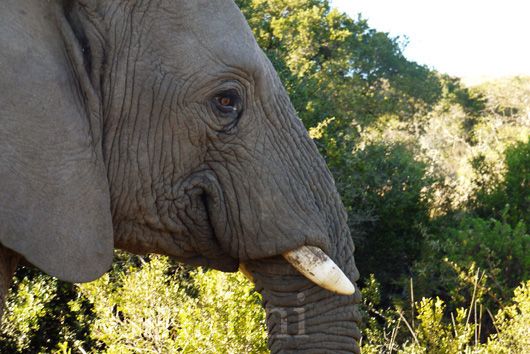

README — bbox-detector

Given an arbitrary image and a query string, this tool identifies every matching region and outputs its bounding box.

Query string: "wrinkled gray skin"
[0,0,361,352]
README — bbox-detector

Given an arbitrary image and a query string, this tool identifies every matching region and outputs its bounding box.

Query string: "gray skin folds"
[0,0,362,352]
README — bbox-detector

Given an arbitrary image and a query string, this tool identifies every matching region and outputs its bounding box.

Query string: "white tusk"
[239,263,254,282]
[283,246,355,295]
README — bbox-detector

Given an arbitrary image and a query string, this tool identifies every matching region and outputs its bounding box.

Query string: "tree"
[236,0,443,133]
[471,140,530,226]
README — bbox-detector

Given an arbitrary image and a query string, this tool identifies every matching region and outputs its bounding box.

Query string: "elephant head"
[0,0,362,352]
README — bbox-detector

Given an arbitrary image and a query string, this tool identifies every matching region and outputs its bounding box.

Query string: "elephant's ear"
[0,1,113,282]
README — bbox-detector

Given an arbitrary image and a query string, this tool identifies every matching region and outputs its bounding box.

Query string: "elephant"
[0,0,362,352]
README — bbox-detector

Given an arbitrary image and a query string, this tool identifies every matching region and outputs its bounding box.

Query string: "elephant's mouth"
[113,169,238,272]
[180,170,355,295]
[169,170,240,272]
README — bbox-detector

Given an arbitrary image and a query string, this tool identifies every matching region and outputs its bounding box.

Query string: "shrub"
[361,277,530,353]
[415,215,529,317]
[0,269,96,353]
[340,143,434,303]
[472,140,530,226]
[486,280,530,353]
[176,268,268,353]
[79,256,268,353]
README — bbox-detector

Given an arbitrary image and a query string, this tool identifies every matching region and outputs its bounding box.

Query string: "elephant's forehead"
[160,0,263,75]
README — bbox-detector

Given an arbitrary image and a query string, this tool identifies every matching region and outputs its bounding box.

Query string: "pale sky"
[331,0,530,84]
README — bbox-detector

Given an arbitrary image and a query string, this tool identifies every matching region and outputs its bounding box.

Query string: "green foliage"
[355,75,530,351]
[361,278,530,353]
[477,76,530,121]
[0,272,56,352]
[439,75,487,119]
[236,0,442,134]
[361,279,478,353]
[79,256,267,353]
[175,268,268,354]
[341,143,434,301]
[486,280,530,353]
[413,297,473,353]
[358,274,407,353]
[0,268,97,353]
[446,217,529,300]
[379,76,530,211]
[472,140,530,226]
[503,141,530,225]
[415,216,530,312]
[1,256,267,353]
[80,256,186,353]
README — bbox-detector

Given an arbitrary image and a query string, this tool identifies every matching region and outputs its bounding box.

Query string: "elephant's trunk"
[245,228,362,353]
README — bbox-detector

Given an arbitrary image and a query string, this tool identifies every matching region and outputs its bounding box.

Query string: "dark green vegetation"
[1,1,528,352]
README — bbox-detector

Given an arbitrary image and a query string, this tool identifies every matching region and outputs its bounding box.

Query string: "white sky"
[331,0,530,83]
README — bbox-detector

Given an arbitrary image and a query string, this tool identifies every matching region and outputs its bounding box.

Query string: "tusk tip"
[333,273,356,295]
[283,246,356,296]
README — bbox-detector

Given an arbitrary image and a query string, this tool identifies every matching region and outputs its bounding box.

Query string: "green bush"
[472,140,530,226]
[0,268,96,353]
[1,256,267,354]
[503,141,530,226]
[486,280,530,353]
[339,143,434,303]
[446,216,529,299]
[361,277,530,353]
[79,256,267,353]
[415,215,529,314]
[175,268,268,353]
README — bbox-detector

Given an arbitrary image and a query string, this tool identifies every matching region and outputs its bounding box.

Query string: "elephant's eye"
[213,90,242,115]
[219,96,232,106]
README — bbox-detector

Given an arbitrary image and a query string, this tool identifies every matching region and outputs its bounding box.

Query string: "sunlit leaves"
[80,256,268,353]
